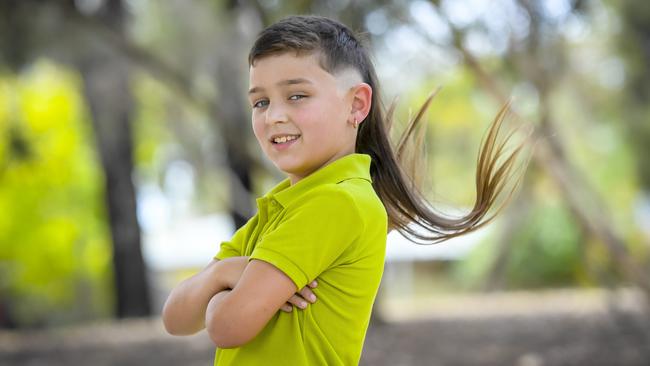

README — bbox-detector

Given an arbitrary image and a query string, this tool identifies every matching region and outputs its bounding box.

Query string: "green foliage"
[0,61,113,327]
[504,203,584,288]
[453,201,586,290]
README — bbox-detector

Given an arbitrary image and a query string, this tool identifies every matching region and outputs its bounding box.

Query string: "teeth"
[273,135,299,143]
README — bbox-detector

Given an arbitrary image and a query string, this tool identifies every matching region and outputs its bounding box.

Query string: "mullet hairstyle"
[249,15,531,244]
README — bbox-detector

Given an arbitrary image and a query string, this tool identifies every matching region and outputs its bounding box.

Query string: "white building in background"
[142,213,492,272]
[142,213,234,272]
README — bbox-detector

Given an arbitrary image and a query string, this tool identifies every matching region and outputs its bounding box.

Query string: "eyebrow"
[248,78,313,95]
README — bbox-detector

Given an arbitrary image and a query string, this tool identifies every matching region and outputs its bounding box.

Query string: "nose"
[265,101,288,125]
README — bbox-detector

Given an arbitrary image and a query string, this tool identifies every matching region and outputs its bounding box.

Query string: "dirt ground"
[1,288,648,366]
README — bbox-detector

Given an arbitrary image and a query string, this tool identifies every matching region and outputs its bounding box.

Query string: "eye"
[252,99,269,109]
[289,94,306,101]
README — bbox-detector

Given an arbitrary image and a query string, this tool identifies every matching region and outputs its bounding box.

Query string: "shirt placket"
[265,198,282,228]
[248,197,283,255]
[244,197,269,255]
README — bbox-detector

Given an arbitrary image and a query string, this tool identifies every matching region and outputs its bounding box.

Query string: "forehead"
[249,52,331,84]
[248,52,362,92]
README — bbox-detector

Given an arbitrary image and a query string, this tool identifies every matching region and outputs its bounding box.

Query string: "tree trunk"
[213,8,258,228]
[78,0,150,318]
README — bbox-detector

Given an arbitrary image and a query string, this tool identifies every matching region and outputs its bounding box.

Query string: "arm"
[162,257,248,335]
[205,259,299,348]
[163,256,317,337]
[205,189,362,348]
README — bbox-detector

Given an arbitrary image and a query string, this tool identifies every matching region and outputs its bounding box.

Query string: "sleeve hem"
[214,246,240,260]
[249,247,309,290]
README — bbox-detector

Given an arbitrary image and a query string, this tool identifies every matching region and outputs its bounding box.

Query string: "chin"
[274,161,308,177]
[275,164,303,176]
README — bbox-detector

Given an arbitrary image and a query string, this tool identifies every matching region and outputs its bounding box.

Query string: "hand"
[280,280,318,312]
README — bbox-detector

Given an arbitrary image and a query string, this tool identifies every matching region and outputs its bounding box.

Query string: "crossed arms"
[162,256,317,348]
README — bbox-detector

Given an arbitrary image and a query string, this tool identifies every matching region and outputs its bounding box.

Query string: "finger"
[280,303,293,312]
[299,287,317,303]
[308,280,318,288]
[288,294,309,309]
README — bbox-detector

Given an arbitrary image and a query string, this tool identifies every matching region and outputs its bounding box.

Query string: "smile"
[270,134,301,144]
[270,135,300,151]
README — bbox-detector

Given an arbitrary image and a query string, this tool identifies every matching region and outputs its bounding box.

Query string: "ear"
[349,83,372,125]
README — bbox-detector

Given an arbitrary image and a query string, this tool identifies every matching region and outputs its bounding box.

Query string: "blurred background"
[1,0,649,365]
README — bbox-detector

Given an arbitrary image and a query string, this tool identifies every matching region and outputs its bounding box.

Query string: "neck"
[288,147,356,185]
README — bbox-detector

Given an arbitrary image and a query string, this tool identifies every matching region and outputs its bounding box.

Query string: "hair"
[249,15,531,244]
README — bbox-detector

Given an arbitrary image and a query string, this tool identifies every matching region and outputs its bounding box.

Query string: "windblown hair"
[249,15,530,244]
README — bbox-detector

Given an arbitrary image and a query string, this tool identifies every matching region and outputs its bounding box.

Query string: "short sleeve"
[214,214,258,260]
[249,188,363,290]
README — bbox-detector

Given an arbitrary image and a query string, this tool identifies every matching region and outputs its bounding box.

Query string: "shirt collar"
[264,153,372,209]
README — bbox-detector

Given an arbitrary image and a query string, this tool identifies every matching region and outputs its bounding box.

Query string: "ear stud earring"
[353,118,359,129]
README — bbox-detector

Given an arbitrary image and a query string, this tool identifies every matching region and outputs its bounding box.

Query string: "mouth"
[270,134,301,144]
[269,134,301,151]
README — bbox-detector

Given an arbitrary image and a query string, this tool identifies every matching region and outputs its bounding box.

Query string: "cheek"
[297,98,340,129]
[293,112,322,139]
[251,115,266,144]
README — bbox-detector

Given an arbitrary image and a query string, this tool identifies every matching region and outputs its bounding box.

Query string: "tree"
[75,0,151,317]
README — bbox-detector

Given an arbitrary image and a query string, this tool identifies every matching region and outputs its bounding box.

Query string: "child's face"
[248,52,360,184]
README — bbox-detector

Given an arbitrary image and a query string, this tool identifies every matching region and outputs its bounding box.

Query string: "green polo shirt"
[213,153,387,366]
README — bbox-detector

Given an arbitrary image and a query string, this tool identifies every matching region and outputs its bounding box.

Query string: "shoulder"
[288,184,362,218]
[287,179,386,230]
[338,178,387,219]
